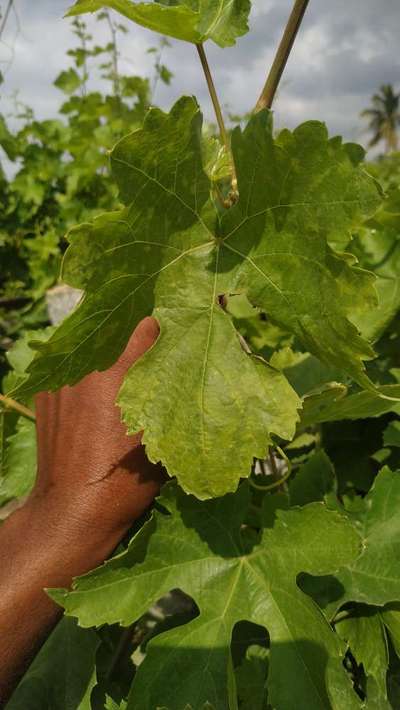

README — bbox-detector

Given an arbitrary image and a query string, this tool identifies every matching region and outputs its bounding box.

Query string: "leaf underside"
[17,97,381,497]
[66,0,251,47]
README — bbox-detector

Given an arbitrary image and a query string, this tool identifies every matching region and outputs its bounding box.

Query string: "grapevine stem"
[196,43,237,190]
[0,0,13,42]
[269,447,279,478]
[104,9,121,99]
[0,394,36,421]
[255,0,310,112]
[250,467,292,492]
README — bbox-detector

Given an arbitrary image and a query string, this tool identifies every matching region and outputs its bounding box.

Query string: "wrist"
[33,443,165,545]
[0,488,120,704]
[20,462,164,586]
[4,492,122,590]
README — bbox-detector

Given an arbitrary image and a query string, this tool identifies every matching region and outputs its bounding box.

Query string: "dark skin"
[0,317,164,706]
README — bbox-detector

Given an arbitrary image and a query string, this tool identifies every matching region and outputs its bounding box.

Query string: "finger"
[116,316,160,372]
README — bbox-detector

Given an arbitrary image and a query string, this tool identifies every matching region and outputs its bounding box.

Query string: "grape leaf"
[336,607,390,708]
[235,645,268,710]
[18,97,381,497]
[51,482,362,710]
[333,468,400,606]
[354,231,400,344]
[7,618,99,710]
[0,416,36,506]
[66,0,251,47]
[0,114,19,160]
[300,382,400,427]
[350,190,400,342]
[105,698,127,710]
[54,68,84,95]
[382,604,400,658]
[383,420,400,448]
[272,349,347,399]
[288,449,336,507]
[3,326,54,396]
[0,329,52,506]
[324,656,366,709]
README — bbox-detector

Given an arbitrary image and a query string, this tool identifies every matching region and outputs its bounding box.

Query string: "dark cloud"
[0,0,398,151]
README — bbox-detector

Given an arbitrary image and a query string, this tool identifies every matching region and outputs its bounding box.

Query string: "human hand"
[0,317,165,701]
[30,315,165,548]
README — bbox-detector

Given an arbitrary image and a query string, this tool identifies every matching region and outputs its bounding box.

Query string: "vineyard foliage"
[0,12,163,377]
[2,1,400,708]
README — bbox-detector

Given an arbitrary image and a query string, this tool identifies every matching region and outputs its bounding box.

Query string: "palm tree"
[361,84,400,153]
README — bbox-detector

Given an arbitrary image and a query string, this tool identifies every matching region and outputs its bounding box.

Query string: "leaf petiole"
[0,394,36,421]
[250,446,293,492]
[196,43,237,194]
[255,0,309,112]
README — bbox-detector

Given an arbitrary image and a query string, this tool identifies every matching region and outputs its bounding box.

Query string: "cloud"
[0,0,398,152]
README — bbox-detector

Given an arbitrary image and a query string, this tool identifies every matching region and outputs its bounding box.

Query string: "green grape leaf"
[66,0,251,47]
[383,420,400,448]
[235,645,268,710]
[354,234,400,344]
[300,382,400,427]
[54,68,84,95]
[381,604,400,658]
[350,190,400,342]
[274,350,347,399]
[3,327,54,396]
[334,468,400,606]
[7,618,99,710]
[1,328,52,506]
[18,98,381,497]
[288,450,336,507]
[0,416,36,506]
[105,698,128,710]
[325,657,365,709]
[0,114,19,160]
[336,607,390,708]
[51,482,362,710]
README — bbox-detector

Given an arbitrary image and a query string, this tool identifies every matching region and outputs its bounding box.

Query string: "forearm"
[0,497,115,704]
[0,318,163,703]
[0,463,162,705]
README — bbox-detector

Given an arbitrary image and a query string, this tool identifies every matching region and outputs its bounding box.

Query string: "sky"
[0,0,399,152]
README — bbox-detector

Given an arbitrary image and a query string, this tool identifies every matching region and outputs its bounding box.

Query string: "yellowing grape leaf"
[17,97,381,498]
[51,482,362,710]
[66,0,251,47]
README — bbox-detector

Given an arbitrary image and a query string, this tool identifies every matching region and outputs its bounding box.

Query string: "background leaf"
[333,468,400,606]
[0,416,36,506]
[66,0,251,47]
[7,618,99,710]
